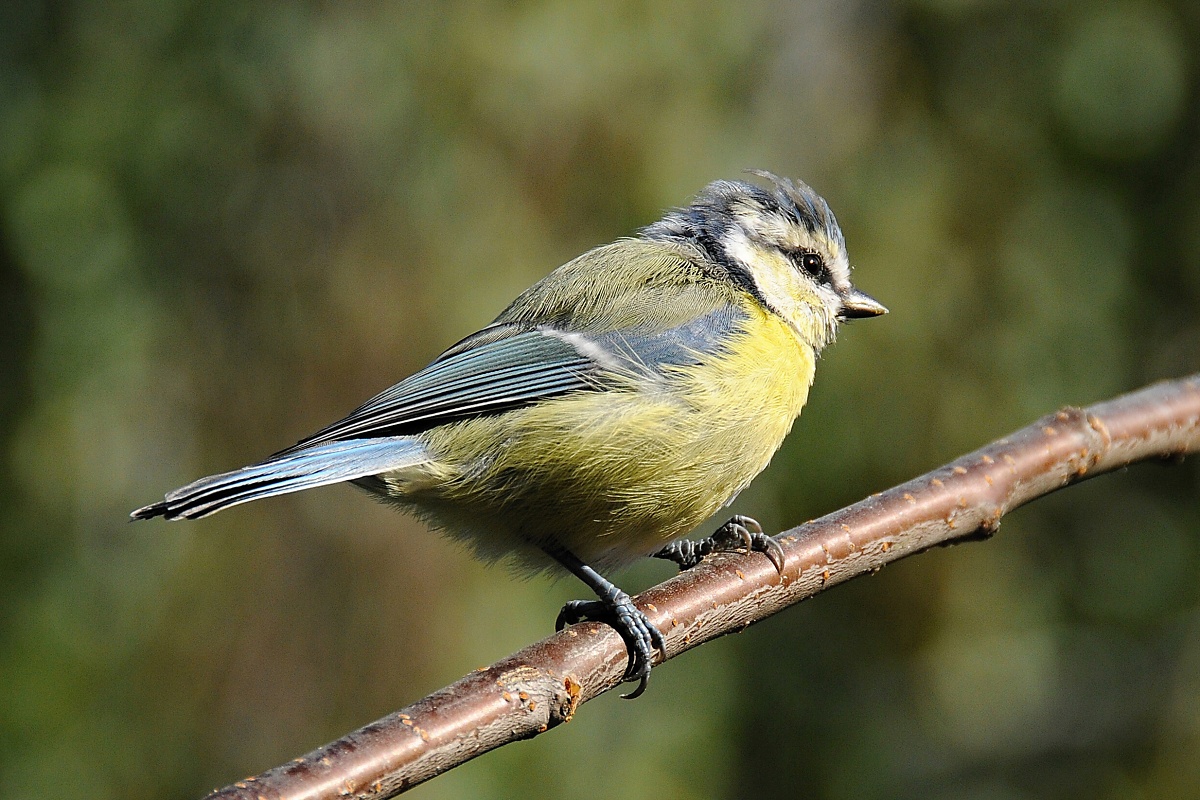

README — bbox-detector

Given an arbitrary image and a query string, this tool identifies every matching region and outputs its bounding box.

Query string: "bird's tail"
[131,437,429,521]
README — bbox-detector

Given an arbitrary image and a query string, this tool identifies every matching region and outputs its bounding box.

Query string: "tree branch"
[203,374,1200,800]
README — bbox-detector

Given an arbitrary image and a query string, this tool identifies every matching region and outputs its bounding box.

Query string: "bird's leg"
[548,547,666,699]
[653,514,785,572]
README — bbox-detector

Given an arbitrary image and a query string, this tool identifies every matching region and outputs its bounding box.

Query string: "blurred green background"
[2,1,1199,798]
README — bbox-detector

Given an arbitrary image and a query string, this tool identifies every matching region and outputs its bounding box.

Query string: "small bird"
[133,171,886,697]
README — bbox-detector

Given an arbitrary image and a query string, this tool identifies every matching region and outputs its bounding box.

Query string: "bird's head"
[641,170,886,350]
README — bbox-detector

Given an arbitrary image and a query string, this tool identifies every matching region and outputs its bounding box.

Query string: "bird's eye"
[800,252,824,277]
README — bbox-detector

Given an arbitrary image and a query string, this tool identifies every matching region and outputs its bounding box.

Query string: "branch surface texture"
[204,374,1200,800]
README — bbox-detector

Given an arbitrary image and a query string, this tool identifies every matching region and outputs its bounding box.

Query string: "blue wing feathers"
[597,307,744,371]
[277,330,596,453]
[276,313,747,455]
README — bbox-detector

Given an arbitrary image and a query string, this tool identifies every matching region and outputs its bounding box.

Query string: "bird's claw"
[654,514,785,573]
[556,592,666,699]
[711,515,786,572]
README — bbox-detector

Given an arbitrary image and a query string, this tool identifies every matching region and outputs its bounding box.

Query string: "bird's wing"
[273,327,597,456]
[272,303,747,458]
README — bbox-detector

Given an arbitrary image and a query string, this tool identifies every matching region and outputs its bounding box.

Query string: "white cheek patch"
[722,227,841,349]
[722,229,807,318]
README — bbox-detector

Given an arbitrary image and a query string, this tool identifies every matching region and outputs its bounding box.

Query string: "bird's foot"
[556,590,667,699]
[653,514,785,572]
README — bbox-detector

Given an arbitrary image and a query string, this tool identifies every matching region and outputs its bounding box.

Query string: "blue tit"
[133,171,886,697]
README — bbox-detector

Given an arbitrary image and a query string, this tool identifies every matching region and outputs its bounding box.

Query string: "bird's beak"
[838,288,888,320]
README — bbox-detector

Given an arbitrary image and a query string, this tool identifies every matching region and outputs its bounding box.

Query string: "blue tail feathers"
[131,437,428,521]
